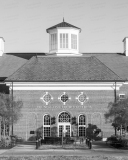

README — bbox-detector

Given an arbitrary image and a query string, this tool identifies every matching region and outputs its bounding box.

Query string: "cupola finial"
[63,17,64,22]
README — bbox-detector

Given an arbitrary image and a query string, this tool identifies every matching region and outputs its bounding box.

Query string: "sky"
[0,0,128,53]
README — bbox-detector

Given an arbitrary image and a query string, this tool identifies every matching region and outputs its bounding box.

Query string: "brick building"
[0,20,128,140]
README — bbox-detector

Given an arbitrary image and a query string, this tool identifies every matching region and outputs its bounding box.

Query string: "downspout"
[12,82,13,136]
[114,82,117,103]
[114,81,117,136]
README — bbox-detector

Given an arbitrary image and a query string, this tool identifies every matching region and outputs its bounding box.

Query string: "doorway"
[58,112,71,137]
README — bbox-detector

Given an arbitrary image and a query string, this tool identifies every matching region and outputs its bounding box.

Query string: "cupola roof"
[46,19,81,33]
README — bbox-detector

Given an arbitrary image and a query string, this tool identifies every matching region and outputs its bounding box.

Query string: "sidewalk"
[1,141,128,156]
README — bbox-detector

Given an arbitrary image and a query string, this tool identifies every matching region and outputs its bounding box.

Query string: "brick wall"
[13,89,116,140]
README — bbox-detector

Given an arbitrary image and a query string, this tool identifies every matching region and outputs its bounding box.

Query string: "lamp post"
[62,127,67,148]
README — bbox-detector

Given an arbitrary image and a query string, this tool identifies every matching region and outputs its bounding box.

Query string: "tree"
[104,97,128,136]
[86,124,102,140]
[0,93,23,136]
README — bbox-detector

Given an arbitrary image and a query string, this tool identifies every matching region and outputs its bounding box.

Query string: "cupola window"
[50,33,57,50]
[71,34,77,49]
[60,33,68,49]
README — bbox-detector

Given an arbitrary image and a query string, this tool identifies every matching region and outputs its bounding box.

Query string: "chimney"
[0,37,5,56]
[123,37,128,56]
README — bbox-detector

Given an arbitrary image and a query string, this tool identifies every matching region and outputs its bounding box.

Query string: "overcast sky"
[0,0,128,53]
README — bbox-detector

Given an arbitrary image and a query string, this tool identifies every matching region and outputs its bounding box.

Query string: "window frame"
[43,114,51,137]
[71,34,77,50]
[50,33,57,51]
[78,114,86,137]
[60,33,69,49]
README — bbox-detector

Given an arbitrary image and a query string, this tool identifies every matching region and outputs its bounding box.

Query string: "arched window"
[59,112,71,122]
[78,114,86,137]
[79,115,86,125]
[44,114,51,137]
[44,115,50,125]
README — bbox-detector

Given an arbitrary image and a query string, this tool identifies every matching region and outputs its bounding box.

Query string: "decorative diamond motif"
[40,92,53,105]
[76,92,88,105]
[58,92,71,105]
[61,94,68,102]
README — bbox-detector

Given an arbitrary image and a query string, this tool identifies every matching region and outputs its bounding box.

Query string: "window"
[79,115,86,125]
[60,33,68,49]
[44,115,50,125]
[78,115,86,137]
[59,112,71,122]
[44,115,51,137]
[1,120,9,136]
[76,92,88,105]
[44,127,50,137]
[50,33,57,50]
[58,92,70,105]
[119,94,125,100]
[71,34,77,49]
[61,94,68,103]
[40,92,53,105]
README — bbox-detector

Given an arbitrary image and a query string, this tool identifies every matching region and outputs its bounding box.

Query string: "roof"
[82,53,128,80]
[0,53,45,78]
[5,56,122,82]
[46,20,81,33]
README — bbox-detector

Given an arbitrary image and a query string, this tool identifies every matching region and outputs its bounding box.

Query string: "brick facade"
[13,89,116,140]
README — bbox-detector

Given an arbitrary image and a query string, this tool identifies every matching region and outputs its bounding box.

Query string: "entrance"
[59,123,71,137]
[58,112,71,137]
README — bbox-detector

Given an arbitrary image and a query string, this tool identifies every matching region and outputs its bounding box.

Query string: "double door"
[58,123,71,137]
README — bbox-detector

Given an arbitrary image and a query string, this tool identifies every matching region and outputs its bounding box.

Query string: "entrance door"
[59,124,71,137]
[58,112,71,137]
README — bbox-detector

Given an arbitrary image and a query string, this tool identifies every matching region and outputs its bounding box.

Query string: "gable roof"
[46,21,81,33]
[5,56,122,82]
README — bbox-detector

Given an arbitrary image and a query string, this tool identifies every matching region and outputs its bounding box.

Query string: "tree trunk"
[115,127,117,136]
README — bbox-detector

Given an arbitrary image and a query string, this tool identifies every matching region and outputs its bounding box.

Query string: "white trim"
[9,86,120,90]
[6,82,123,85]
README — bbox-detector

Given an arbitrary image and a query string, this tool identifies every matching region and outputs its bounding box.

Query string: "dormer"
[46,19,81,56]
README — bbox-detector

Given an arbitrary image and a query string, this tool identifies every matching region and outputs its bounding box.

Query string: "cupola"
[46,19,81,56]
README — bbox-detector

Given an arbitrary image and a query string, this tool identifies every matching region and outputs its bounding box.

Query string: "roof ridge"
[92,56,124,81]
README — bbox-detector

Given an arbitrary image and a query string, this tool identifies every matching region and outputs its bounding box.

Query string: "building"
[0,20,128,140]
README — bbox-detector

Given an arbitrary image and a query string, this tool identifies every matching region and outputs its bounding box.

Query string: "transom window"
[44,115,50,125]
[79,115,86,125]
[50,33,57,50]
[59,112,71,122]
[60,33,68,49]
[71,34,77,49]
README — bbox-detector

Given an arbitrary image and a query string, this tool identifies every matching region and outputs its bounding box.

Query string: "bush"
[41,137,74,145]
[42,137,61,144]
[0,136,11,148]
[28,135,36,141]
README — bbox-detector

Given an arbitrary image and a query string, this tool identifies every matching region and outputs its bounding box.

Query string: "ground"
[0,141,128,159]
